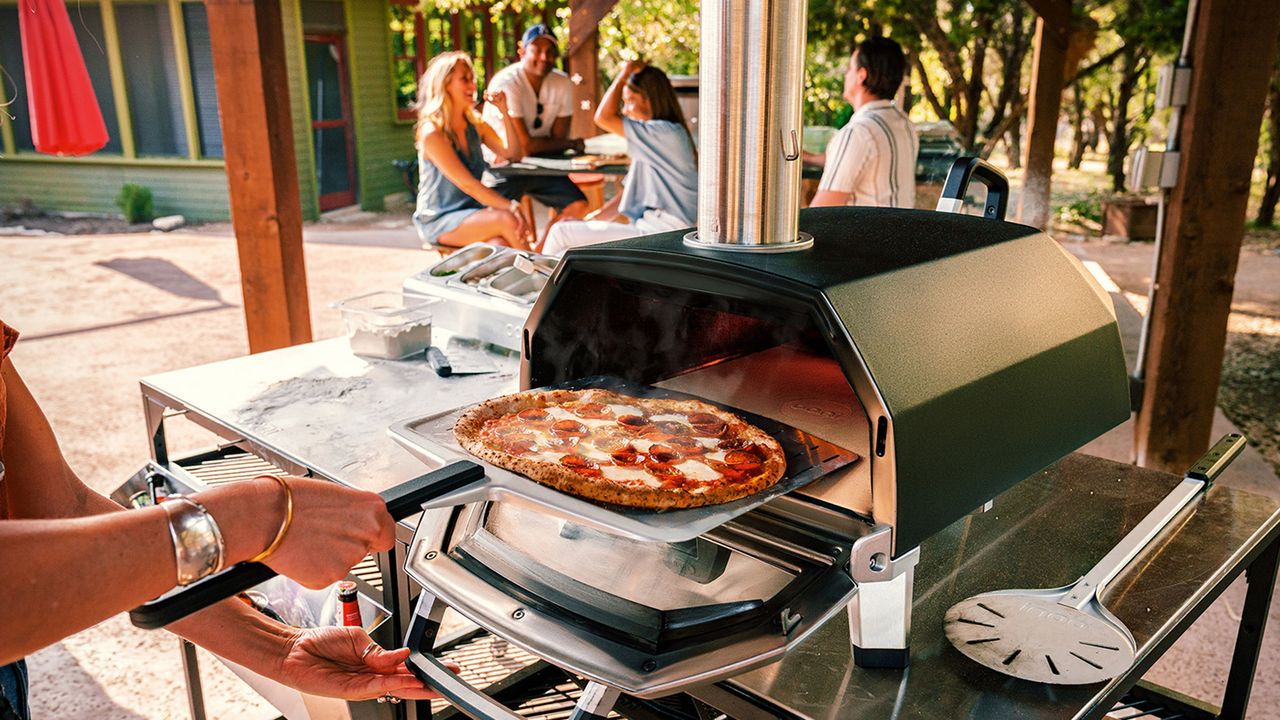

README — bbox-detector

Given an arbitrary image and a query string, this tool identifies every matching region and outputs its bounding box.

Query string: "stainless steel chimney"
[685,0,813,252]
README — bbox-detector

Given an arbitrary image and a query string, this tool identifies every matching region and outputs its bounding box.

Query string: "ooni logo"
[785,398,851,421]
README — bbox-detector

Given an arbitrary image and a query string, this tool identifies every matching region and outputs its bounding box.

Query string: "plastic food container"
[333,291,439,360]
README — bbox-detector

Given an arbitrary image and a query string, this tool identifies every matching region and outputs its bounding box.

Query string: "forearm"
[170,596,295,678]
[500,114,525,160]
[0,479,277,665]
[594,72,628,135]
[803,151,825,167]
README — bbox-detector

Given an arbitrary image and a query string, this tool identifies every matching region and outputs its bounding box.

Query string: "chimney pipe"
[685,0,813,252]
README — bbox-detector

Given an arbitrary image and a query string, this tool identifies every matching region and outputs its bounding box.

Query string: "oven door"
[403,495,861,698]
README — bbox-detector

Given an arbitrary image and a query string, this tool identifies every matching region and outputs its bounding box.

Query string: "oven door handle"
[936,157,1010,221]
[128,461,487,630]
[407,649,526,720]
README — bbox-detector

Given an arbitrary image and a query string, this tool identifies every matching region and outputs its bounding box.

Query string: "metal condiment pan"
[482,267,545,304]
[387,377,859,543]
[455,252,519,286]
[423,243,501,281]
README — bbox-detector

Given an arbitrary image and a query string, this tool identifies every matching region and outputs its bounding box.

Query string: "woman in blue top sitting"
[414,51,533,251]
[541,60,698,256]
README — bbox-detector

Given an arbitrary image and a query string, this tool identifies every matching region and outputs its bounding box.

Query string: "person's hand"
[256,477,394,590]
[275,626,462,701]
[621,58,646,77]
[484,89,509,115]
[509,203,532,248]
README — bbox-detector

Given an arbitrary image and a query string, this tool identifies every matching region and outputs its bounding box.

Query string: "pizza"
[453,388,787,510]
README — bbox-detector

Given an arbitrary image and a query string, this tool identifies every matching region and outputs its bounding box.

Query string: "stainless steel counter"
[707,453,1280,719]
[141,337,521,495]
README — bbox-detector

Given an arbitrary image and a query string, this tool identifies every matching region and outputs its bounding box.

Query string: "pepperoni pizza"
[453,388,787,509]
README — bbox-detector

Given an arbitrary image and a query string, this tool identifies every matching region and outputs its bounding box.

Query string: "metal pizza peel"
[944,433,1246,684]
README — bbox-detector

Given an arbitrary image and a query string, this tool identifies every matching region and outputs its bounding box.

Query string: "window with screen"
[0,7,35,152]
[117,2,188,157]
[182,3,222,158]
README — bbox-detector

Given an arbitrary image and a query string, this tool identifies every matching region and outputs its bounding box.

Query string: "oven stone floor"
[1,217,1278,719]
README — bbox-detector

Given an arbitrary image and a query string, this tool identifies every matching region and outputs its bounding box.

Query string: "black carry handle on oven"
[937,156,1010,221]
[128,461,486,630]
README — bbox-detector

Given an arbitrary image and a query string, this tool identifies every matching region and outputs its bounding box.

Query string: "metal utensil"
[512,252,552,277]
[944,433,1246,684]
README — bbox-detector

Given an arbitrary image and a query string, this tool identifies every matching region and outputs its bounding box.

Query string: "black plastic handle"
[937,157,1010,221]
[129,461,486,629]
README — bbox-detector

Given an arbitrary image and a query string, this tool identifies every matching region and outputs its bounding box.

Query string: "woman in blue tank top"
[414,52,532,250]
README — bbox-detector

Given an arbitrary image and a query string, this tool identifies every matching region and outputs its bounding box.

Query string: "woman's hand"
[247,477,395,590]
[275,626,462,701]
[484,89,510,115]
[621,59,647,77]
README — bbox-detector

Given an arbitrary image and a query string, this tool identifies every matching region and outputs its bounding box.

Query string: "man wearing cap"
[482,24,589,232]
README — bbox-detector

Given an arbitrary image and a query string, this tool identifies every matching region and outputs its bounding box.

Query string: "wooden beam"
[568,30,600,138]
[1022,0,1071,31]
[1016,12,1068,229]
[206,0,312,353]
[1134,0,1280,471]
[566,0,619,56]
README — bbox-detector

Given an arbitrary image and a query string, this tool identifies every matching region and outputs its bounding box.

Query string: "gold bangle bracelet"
[250,475,294,563]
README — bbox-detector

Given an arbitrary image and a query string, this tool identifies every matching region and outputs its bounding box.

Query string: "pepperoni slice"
[491,424,534,439]
[573,402,614,420]
[590,426,631,452]
[691,419,727,437]
[666,436,706,455]
[560,454,601,478]
[687,413,722,426]
[640,430,676,443]
[610,449,642,465]
[648,444,681,463]
[552,419,589,436]
[725,449,763,472]
[654,420,692,436]
[644,460,684,479]
[517,408,551,422]
[707,460,750,484]
[617,415,651,430]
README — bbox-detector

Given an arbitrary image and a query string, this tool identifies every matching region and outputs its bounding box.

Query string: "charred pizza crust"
[453,388,786,510]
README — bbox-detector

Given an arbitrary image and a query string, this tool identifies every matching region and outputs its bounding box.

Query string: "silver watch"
[162,496,226,585]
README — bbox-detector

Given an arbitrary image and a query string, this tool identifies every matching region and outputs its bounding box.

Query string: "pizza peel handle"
[128,461,487,630]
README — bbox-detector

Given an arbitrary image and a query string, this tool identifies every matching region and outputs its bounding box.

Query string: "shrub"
[116,184,154,224]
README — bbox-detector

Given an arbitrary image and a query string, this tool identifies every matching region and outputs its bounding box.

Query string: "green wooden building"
[0,0,542,221]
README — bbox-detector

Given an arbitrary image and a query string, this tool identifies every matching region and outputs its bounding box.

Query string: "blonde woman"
[414,51,532,250]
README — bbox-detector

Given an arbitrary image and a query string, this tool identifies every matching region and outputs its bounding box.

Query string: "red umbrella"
[18,0,108,156]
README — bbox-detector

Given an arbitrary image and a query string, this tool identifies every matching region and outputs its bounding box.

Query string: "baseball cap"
[521,24,557,49]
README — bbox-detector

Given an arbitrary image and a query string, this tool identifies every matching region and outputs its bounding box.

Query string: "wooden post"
[567,0,619,138]
[205,0,311,353]
[1134,0,1280,471]
[1017,3,1069,229]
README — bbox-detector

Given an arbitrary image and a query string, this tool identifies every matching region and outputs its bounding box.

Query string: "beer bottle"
[338,581,362,627]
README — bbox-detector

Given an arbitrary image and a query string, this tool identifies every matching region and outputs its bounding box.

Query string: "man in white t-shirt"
[806,36,918,209]
[482,24,588,226]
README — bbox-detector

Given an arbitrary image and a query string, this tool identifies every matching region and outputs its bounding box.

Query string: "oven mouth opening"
[448,524,841,656]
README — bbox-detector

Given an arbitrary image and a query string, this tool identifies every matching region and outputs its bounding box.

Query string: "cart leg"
[849,551,918,669]
[179,638,206,720]
[144,394,170,465]
[1218,537,1279,720]
[569,682,620,720]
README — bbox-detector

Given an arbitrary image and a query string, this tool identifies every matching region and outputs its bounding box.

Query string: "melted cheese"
[649,413,686,423]
[607,404,643,418]
[704,450,727,462]
[695,437,721,448]
[679,460,721,482]
[544,405,614,428]
[630,438,655,453]
[601,465,661,486]
[576,445,612,461]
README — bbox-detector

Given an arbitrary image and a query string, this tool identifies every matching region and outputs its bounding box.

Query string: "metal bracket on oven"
[848,524,914,583]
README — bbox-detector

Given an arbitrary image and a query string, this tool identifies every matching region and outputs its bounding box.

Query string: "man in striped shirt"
[806,37,919,209]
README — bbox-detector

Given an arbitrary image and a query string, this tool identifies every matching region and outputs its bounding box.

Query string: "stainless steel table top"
[141,337,521,495]
[721,452,1280,719]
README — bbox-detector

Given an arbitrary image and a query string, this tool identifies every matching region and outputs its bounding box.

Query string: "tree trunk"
[1007,121,1023,169]
[958,29,988,149]
[1256,50,1280,226]
[1068,89,1087,169]
[1107,46,1143,192]
[982,3,1031,145]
